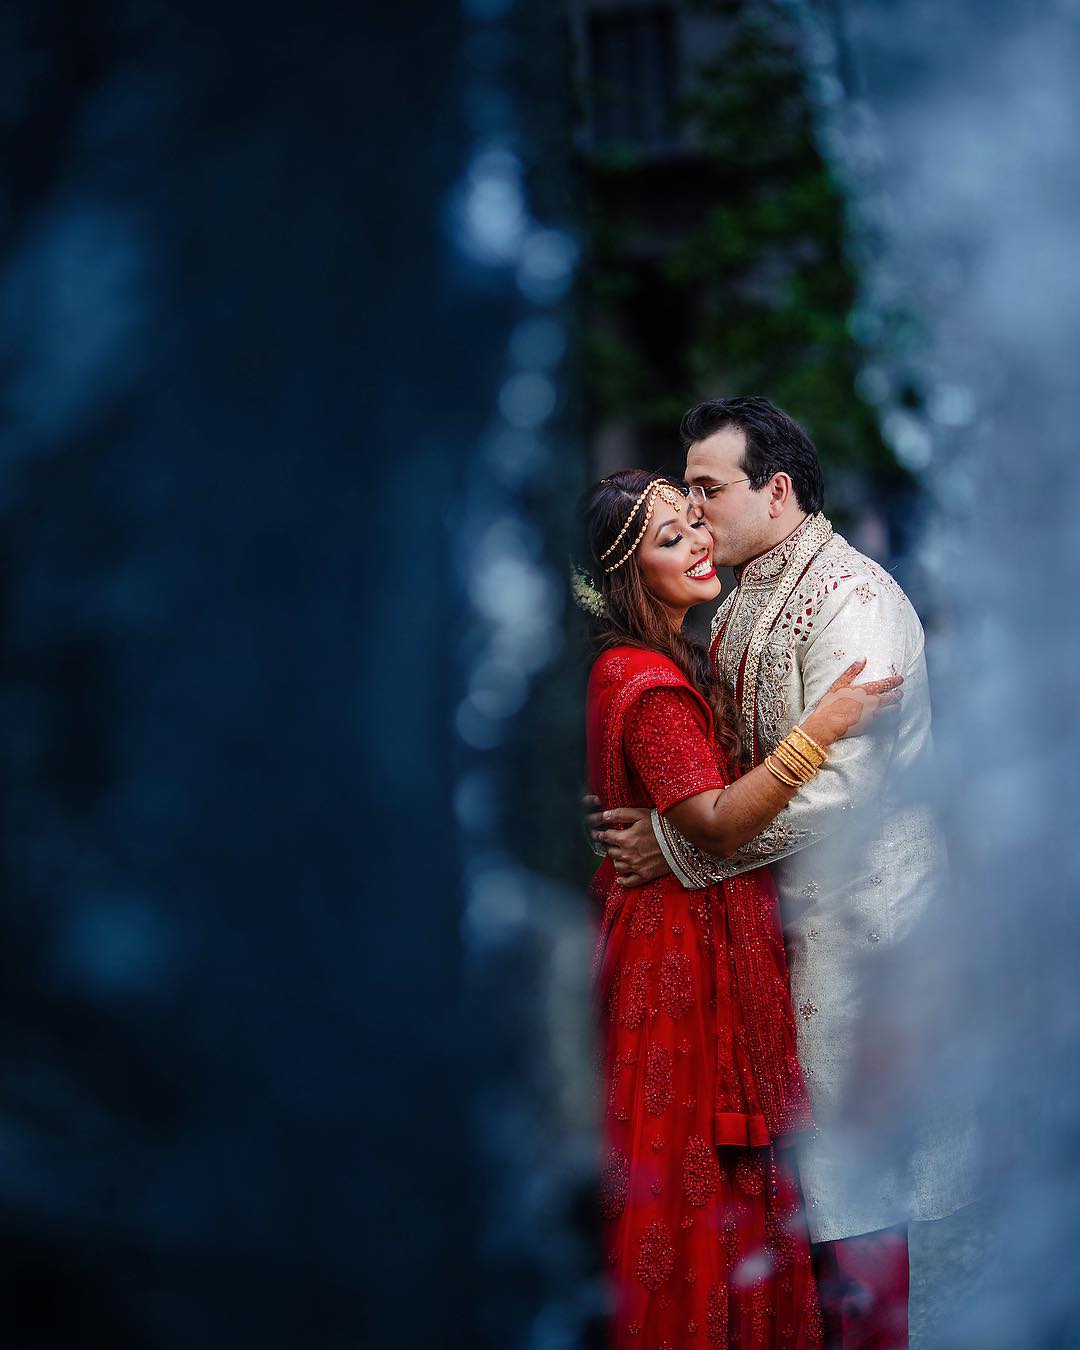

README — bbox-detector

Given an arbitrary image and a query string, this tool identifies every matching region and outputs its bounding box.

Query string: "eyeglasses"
[685,479,752,504]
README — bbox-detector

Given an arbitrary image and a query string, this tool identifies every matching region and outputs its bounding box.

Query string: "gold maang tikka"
[600,479,685,573]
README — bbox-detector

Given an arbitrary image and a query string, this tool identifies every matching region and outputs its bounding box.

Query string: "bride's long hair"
[582,469,742,761]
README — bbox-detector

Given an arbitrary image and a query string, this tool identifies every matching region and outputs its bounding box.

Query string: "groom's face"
[684,426,773,568]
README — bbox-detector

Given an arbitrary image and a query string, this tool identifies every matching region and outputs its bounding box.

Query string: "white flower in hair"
[571,565,606,618]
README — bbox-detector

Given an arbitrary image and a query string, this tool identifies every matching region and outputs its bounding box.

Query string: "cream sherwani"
[653,513,974,1241]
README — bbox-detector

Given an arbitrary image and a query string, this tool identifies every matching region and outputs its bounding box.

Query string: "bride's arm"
[651,584,920,887]
[660,672,901,858]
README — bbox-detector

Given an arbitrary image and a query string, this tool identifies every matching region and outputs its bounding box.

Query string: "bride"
[579,470,902,1348]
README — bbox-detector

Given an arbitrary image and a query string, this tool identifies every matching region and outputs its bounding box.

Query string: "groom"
[590,397,971,1349]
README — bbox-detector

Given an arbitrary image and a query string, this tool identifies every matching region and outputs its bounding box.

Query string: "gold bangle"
[780,738,823,774]
[764,754,801,788]
[772,741,817,779]
[788,724,827,766]
[771,741,817,784]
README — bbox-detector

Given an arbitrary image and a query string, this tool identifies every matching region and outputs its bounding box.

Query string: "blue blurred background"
[2,0,1078,1346]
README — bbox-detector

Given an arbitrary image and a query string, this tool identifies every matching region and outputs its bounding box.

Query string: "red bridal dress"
[587,646,823,1349]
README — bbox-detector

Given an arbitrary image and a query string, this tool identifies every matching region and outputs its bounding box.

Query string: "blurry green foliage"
[580,0,907,498]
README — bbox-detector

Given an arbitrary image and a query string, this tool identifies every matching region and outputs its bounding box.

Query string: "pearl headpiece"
[599,478,684,573]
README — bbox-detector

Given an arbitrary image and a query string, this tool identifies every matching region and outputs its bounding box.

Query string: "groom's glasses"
[684,479,752,504]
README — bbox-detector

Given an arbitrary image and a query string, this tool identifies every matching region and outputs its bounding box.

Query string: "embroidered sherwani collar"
[715,512,835,764]
[734,513,833,589]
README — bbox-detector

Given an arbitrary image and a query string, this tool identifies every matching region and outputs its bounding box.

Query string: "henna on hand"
[806,670,904,743]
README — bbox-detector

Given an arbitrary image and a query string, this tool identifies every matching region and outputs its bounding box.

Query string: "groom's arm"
[652,579,922,887]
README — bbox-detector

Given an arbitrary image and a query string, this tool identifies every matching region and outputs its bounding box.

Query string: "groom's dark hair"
[680,396,825,515]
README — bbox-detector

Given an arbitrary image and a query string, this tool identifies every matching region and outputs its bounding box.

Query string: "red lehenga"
[587,646,823,1349]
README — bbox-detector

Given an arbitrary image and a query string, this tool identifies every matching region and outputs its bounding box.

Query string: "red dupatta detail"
[587,647,718,809]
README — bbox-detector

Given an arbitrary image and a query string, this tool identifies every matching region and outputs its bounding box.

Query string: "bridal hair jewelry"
[599,478,685,573]
[764,725,828,788]
[570,564,607,618]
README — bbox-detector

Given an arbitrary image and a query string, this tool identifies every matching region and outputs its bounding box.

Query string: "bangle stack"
[763,724,828,788]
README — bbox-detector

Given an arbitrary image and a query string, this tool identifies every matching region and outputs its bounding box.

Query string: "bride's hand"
[801,658,904,746]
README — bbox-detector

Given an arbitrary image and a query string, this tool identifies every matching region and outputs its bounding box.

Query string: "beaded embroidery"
[644,1043,674,1116]
[596,657,715,814]
[658,950,694,1020]
[599,654,628,688]
[618,960,652,1031]
[726,514,835,753]
[735,1155,765,1196]
[599,1149,631,1220]
[706,1285,729,1348]
[636,1220,676,1292]
[682,1134,721,1207]
[625,689,729,813]
[628,885,664,938]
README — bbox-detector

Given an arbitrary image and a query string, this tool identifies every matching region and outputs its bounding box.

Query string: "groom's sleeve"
[653,577,922,887]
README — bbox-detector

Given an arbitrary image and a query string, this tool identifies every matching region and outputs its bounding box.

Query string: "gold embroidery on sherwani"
[724,514,834,764]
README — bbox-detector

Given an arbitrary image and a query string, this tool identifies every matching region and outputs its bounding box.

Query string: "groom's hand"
[594,807,671,888]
